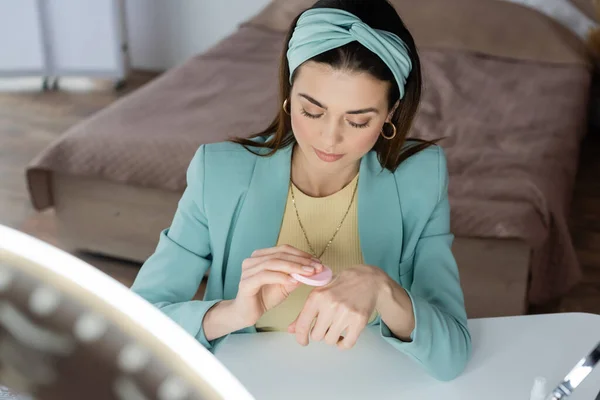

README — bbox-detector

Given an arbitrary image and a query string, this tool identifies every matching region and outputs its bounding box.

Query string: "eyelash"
[349,120,370,129]
[300,109,371,129]
[300,109,321,119]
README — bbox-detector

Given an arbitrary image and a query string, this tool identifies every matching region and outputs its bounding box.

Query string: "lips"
[313,147,344,163]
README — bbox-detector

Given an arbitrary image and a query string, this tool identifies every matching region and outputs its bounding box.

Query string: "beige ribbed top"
[255,173,365,332]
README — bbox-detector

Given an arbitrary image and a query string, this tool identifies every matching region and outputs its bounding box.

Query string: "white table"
[215,313,600,400]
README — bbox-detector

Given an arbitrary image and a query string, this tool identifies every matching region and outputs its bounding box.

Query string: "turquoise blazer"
[130,138,472,381]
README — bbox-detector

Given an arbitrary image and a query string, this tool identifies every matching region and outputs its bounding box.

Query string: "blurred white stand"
[0,0,129,91]
[215,313,600,400]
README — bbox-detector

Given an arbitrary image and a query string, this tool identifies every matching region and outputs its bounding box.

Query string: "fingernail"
[289,277,298,283]
[312,257,321,263]
[312,262,323,269]
[302,266,314,272]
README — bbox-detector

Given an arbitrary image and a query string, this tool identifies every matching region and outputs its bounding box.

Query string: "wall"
[125,0,272,71]
[0,0,126,77]
[0,0,45,72]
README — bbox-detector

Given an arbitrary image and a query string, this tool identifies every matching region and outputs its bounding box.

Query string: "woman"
[131,0,471,381]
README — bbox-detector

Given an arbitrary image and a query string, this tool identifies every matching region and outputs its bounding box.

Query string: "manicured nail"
[312,262,323,269]
[302,266,314,272]
[312,257,321,263]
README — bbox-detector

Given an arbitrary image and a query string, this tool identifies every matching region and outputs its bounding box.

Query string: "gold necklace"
[289,177,359,259]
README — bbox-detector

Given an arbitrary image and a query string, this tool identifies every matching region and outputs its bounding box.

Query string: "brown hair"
[230,0,437,172]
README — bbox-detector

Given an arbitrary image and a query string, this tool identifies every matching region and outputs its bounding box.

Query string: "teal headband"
[287,8,413,99]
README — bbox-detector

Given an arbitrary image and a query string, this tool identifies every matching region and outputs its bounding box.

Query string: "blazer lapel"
[223,145,292,297]
[358,152,404,279]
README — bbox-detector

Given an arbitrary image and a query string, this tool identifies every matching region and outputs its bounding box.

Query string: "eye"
[348,120,371,129]
[301,109,322,119]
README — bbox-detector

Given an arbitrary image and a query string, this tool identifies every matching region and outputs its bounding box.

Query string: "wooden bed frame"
[52,174,531,319]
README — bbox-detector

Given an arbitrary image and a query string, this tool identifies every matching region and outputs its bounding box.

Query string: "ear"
[387,100,400,122]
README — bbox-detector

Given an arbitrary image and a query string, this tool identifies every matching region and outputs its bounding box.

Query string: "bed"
[25,0,594,318]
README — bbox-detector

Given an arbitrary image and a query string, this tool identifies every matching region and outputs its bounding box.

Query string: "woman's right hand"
[233,245,323,327]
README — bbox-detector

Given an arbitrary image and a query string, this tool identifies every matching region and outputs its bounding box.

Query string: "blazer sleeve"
[130,145,221,349]
[380,146,472,381]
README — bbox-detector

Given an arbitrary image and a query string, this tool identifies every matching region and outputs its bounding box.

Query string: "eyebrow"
[298,93,379,115]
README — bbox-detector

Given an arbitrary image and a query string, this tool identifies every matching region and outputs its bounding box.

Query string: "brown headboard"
[246,0,592,66]
[571,0,597,21]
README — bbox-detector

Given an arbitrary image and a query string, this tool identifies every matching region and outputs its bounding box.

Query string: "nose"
[320,116,343,150]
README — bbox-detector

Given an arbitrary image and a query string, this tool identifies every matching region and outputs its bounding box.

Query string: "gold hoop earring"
[283,99,291,115]
[381,122,397,140]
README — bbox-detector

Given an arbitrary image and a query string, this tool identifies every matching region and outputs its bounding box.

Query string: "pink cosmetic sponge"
[291,266,333,287]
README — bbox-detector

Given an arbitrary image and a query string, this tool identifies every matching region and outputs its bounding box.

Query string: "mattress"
[26,0,593,304]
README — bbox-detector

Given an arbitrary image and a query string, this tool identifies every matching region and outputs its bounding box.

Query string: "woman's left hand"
[287,265,389,350]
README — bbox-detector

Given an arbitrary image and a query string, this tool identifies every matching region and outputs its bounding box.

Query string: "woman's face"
[290,61,393,174]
